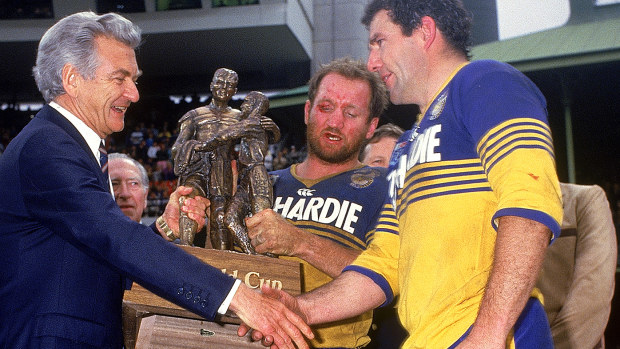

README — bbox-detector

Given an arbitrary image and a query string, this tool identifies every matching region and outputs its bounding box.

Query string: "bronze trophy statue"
[171,69,279,252]
[124,71,297,349]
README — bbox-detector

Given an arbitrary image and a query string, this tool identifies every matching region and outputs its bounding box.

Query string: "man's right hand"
[159,186,209,239]
[230,284,313,349]
[246,209,306,256]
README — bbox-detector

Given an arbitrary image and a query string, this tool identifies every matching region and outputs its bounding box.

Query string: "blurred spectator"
[144,130,155,148]
[160,122,172,138]
[359,123,404,168]
[272,150,288,170]
[157,159,175,181]
[109,153,149,223]
[128,125,144,146]
[287,145,300,163]
[136,140,148,161]
[264,146,274,171]
[147,140,160,160]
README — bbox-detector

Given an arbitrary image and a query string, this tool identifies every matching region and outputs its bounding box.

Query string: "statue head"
[240,91,269,118]
[210,68,238,104]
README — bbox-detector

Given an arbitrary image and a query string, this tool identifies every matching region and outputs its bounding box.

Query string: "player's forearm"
[297,270,384,325]
[467,216,550,345]
[293,232,361,278]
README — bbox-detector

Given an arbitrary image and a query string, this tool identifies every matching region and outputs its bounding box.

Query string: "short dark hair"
[307,57,388,121]
[359,123,404,161]
[361,0,472,58]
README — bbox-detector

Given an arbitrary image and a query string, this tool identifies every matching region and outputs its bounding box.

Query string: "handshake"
[232,283,313,349]
[230,269,384,349]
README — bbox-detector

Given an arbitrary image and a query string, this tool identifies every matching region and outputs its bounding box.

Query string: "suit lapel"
[37,105,110,190]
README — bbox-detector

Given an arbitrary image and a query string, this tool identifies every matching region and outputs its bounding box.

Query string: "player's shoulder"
[463,59,514,73]
[352,165,388,177]
[269,167,293,186]
[457,60,524,84]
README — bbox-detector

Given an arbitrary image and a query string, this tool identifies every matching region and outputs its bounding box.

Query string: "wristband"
[157,216,175,241]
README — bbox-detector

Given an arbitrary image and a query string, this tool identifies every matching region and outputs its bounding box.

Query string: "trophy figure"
[171,69,279,251]
[225,91,280,254]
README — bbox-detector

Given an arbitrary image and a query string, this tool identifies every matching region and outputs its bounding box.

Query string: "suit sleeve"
[19,131,235,321]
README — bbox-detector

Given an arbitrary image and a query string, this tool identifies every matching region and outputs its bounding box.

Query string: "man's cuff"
[217,279,242,315]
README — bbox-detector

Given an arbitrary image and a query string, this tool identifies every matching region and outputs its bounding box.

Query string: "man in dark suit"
[0,11,312,348]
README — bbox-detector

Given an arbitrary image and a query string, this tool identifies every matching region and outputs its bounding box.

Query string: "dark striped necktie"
[99,141,109,188]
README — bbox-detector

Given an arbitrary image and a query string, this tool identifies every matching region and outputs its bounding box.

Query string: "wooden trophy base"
[122,246,301,349]
[134,315,267,348]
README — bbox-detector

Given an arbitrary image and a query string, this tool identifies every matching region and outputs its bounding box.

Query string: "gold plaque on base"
[123,246,301,349]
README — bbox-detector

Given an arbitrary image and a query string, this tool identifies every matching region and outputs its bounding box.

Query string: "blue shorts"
[448,297,553,348]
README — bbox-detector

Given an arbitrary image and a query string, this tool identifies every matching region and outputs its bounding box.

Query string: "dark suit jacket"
[0,105,236,348]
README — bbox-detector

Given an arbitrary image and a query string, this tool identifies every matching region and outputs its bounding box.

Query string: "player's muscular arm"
[294,229,361,278]
[246,209,361,278]
[457,215,550,348]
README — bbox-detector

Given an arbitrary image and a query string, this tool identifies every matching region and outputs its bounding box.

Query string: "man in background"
[537,183,617,348]
[109,152,207,239]
[109,153,150,223]
[359,123,404,168]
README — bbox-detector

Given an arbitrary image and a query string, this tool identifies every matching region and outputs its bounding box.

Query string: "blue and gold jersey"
[348,60,563,348]
[271,164,390,348]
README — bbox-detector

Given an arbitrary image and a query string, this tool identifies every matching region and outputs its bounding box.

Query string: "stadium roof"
[471,16,620,71]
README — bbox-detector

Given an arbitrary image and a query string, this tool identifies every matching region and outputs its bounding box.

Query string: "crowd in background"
[0,100,306,218]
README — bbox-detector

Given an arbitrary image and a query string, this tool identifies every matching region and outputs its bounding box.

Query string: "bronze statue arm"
[172,120,200,176]
[173,140,203,176]
[258,116,281,143]
[194,118,263,152]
